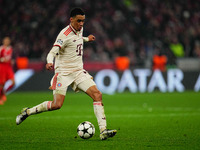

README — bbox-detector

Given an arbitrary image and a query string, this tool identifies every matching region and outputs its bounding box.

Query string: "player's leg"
[1,79,15,102]
[85,85,117,140]
[78,79,117,140]
[0,84,4,105]
[27,94,65,115]
[1,67,15,102]
[4,79,15,93]
[0,65,6,104]
[16,72,68,125]
[85,85,106,132]
[16,94,65,125]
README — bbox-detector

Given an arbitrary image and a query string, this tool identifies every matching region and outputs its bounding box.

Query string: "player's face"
[70,15,85,31]
[3,37,11,46]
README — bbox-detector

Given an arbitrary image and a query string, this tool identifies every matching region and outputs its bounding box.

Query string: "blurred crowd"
[1,0,200,67]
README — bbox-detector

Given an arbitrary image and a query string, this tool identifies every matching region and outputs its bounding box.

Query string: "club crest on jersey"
[57,83,62,87]
[57,39,63,45]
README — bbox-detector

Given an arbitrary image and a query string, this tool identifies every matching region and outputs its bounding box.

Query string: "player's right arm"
[46,46,59,70]
[46,28,68,71]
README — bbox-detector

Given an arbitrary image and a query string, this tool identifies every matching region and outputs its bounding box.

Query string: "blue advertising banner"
[16,69,200,94]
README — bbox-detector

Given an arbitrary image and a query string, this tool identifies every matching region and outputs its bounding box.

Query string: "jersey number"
[76,44,83,56]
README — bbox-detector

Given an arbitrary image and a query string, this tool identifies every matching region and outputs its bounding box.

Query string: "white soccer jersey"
[47,24,89,74]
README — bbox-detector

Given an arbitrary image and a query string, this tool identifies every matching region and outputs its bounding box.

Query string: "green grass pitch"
[0,91,200,150]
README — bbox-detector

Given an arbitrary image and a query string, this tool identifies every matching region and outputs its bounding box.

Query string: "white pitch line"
[1,113,200,120]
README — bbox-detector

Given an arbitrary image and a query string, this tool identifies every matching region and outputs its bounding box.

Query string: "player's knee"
[93,90,102,102]
[52,104,62,110]
[51,101,63,110]
[51,94,65,110]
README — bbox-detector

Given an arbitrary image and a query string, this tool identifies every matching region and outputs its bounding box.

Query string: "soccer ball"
[77,121,95,139]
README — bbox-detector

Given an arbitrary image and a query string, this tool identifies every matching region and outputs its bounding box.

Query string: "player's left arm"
[83,35,95,42]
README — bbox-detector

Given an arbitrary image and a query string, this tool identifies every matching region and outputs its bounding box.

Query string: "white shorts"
[50,69,96,96]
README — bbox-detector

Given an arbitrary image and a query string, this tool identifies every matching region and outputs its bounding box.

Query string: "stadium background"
[1,0,200,93]
[1,0,200,149]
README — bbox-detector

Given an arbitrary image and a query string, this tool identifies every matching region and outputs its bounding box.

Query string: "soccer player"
[0,37,15,105]
[16,8,117,140]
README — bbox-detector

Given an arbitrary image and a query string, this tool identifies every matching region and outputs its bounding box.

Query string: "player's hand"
[88,35,95,42]
[0,57,9,62]
[46,63,53,71]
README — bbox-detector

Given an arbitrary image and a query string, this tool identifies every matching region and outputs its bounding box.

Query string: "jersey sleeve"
[53,32,68,49]
[46,46,59,64]
[83,37,89,42]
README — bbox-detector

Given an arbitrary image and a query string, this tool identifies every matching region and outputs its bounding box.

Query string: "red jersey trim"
[53,45,61,49]
[63,27,72,36]
[52,73,59,90]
